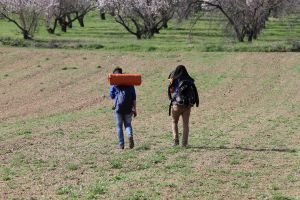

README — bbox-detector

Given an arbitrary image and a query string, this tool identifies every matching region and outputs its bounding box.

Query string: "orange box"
[108,74,142,86]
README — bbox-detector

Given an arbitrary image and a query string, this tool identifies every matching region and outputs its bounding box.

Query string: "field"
[0,47,300,199]
[0,12,300,52]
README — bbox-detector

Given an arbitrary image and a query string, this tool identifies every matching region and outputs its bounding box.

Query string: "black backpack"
[175,80,197,106]
[168,79,199,116]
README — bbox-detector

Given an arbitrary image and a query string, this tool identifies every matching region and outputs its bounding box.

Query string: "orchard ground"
[0,47,300,199]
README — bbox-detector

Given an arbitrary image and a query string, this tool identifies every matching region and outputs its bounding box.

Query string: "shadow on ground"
[189,145,297,153]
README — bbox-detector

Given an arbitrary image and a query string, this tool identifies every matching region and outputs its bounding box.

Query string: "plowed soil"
[0,48,300,200]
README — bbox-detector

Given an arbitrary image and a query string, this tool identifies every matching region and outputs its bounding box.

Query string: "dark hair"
[171,65,194,81]
[113,67,122,74]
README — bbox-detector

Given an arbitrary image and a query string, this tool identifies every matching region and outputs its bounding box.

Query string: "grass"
[67,163,79,171]
[109,159,123,169]
[0,48,300,199]
[56,185,73,195]
[85,181,107,199]
[0,12,299,52]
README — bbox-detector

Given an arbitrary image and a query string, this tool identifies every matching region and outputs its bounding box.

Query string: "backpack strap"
[168,94,177,116]
[167,80,174,100]
[168,80,174,116]
[113,86,120,110]
[168,100,173,116]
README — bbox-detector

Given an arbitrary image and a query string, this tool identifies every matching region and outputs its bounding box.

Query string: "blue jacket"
[109,85,136,114]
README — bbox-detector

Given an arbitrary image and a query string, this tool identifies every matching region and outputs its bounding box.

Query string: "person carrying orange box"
[109,67,138,149]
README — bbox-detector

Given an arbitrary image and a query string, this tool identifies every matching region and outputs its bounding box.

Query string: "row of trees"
[0,0,299,41]
[0,0,97,39]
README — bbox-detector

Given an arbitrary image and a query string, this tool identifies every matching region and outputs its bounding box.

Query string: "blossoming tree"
[45,0,97,33]
[0,0,52,39]
[98,0,179,39]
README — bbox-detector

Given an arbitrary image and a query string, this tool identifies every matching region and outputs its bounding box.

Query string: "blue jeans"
[114,112,133,146]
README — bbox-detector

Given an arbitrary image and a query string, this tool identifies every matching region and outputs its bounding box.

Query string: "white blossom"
[98,0,179,39]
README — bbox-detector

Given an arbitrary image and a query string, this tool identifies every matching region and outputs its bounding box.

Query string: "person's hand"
[133,110,137,118]
[132,108,137,118]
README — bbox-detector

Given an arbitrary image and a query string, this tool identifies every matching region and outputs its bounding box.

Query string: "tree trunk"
[163,22,168,29]
[47,28,55,34]
[215,6,245,42]
[248,33,253,42]
[47,19,58,34]
[237,33,245,42]
[78,15,85,27]
[99,8,106,20]
[234,27,245,42]
[67,15,72,28]
[152,27,159,34]
[22,30,32,40]
[239,36,244,42]
[136,32,142,39]
[253,34,258,40]
[59,18,67,32]
[61,24,67,32]
[100,13,106,20]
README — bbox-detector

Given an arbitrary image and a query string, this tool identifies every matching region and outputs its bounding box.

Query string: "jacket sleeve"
[109,86,116,99]
[168,83,173,100]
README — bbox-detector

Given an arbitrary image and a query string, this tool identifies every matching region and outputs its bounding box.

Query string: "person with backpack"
[109,67,137,149]
[168,65,199,147]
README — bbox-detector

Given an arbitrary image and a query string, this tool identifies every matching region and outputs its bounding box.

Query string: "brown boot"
[173,139,179,147]
[182,141,188,148]
[129,137,134,149]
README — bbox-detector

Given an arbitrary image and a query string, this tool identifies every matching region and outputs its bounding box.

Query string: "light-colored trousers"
[171,105,191,146]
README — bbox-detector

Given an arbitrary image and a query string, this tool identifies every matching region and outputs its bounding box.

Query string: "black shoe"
[129,137,134,149]
[117,144,124,150]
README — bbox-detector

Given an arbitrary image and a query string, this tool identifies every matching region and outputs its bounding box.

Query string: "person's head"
[113,67,122,74]
[172,65,193,81]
